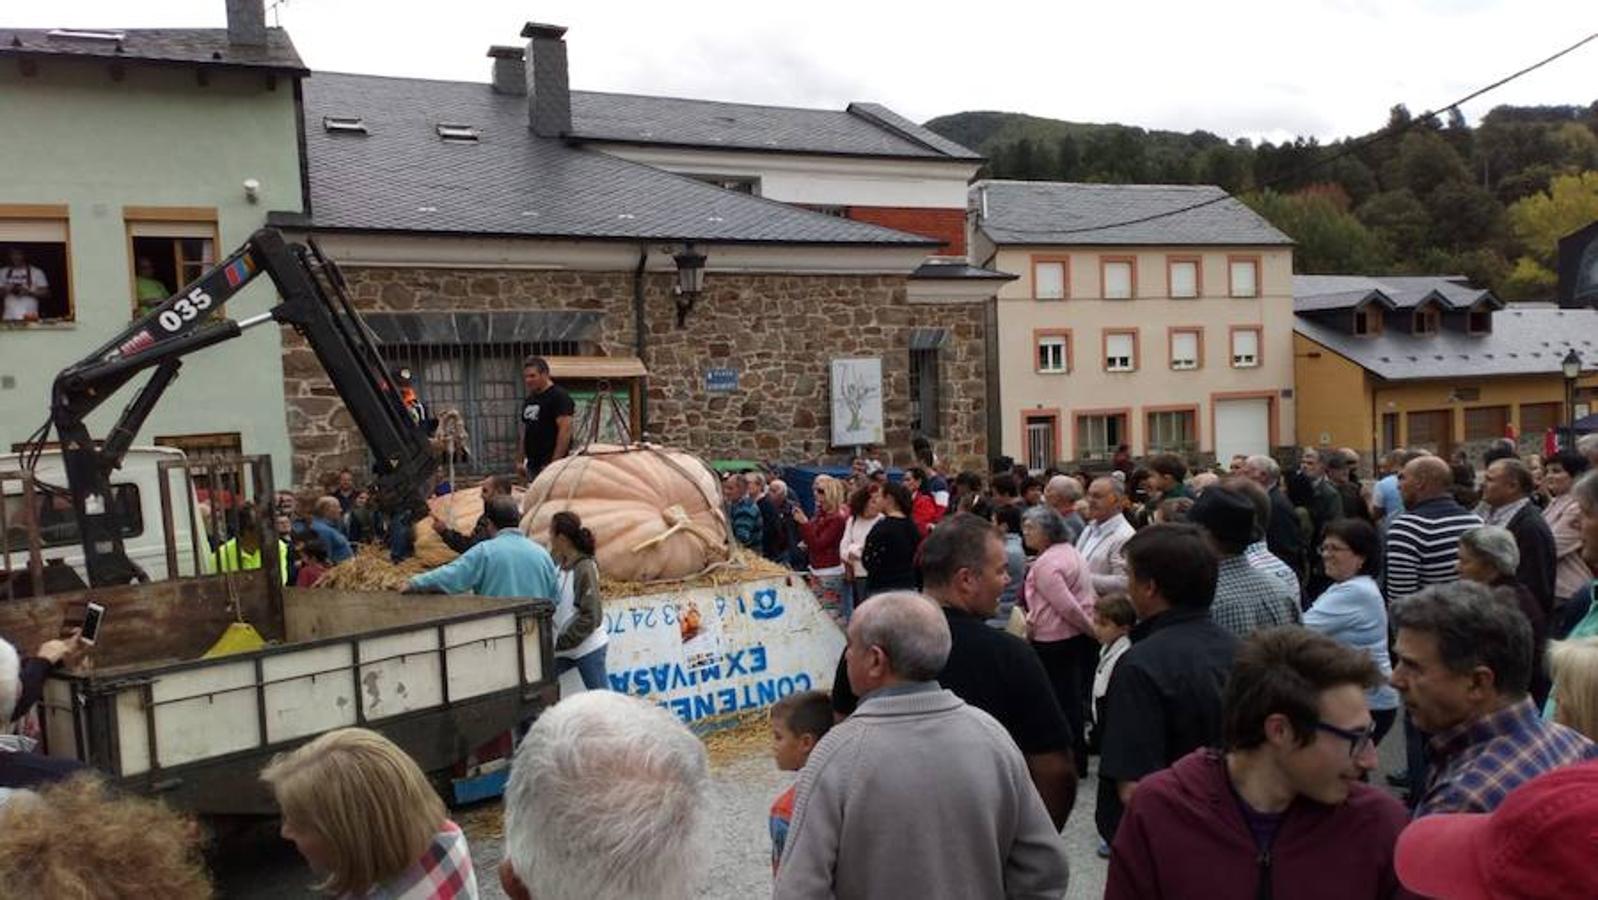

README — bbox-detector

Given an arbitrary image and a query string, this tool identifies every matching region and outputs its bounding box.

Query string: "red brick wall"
[846,206,966,256]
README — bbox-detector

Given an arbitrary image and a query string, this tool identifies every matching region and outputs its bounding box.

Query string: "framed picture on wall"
[830,357,883,447]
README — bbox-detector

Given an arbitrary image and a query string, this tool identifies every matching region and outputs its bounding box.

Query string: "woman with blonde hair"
[793,474,849,624]
[1549,637,1598,740]
[261,727,476,898]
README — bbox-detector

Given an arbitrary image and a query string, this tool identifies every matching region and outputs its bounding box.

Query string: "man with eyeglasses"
[1106,628,1409,900]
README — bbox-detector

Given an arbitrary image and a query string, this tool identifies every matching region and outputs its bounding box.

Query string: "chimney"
[488,46,526,95]
[522,22,571,138]
[226,0,267,46]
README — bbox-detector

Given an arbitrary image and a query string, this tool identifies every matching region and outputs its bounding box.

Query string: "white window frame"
[1170,330,1200,370]
[1147,410,1197,454]
[1169,258,1199,299]
[1229,258,1259,298]
[1103,259,1134,299]
[1105,332,1136,372]
[1034,260,1067,300]
[1230,328,1261,368]
[1036,335,1069,374]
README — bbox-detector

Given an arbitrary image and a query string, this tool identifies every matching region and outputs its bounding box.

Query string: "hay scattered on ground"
[313,545,431,591]
[699,711,773,767]
[598,549,791,600]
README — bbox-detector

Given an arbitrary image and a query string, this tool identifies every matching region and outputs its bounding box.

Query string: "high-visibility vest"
[213,538,289,585]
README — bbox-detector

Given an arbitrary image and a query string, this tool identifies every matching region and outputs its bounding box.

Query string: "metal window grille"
[1025,417,1055,472]
[382,340,580,475]
[1147,411,1197,455]
[1076,415,1125,461]
[910,348,941,439]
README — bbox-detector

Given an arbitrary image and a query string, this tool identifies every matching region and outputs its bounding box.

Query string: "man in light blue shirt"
[405,497,559,599]
[310,496,354,564]
[1372,449,1410,530]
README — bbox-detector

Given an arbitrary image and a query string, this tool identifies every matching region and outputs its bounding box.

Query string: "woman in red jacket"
[904,467,945,538]
[793,475,849,625]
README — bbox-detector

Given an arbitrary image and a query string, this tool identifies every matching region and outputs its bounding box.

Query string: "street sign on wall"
[704,367,738,392]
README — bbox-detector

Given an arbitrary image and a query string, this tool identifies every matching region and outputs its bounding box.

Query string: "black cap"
[1189,487,1257,551]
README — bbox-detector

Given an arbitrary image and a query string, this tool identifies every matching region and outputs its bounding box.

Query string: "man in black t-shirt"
[831,513,1078,828]
[1095,522,1238,844]
[517,355,575,482]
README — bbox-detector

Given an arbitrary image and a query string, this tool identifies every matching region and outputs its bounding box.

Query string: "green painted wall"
[0,58,303,487]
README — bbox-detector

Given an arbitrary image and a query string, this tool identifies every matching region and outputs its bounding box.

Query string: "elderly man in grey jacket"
[775,591,1069,900]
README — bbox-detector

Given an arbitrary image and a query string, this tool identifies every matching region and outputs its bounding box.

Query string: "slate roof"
[1294,274,1501,312]
[297,72,936,245]
[567,92,981,160]
[972,180,1293,246]
[0,27,306,74]
[1295,307,1598,380]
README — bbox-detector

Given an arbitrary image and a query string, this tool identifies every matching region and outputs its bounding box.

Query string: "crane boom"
[48,228,435,586]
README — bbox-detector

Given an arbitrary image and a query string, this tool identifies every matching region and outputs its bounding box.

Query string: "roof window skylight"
[323,116,368,135]
[436,124,479,142]
[47,29,125,41]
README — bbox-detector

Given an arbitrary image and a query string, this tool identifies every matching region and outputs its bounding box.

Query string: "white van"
[1,446,210,587]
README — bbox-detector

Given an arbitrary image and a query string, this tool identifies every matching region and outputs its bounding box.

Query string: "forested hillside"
[926,105,1598,297]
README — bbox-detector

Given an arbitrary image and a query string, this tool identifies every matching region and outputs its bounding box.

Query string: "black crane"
[44,228,435,587]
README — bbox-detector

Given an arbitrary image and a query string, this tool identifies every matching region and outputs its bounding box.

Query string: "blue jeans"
[555,644,610,691]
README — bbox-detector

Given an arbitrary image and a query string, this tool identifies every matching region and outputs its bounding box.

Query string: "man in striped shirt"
[1384,456,1482,601]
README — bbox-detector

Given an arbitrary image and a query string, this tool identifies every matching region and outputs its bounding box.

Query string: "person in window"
[1,248,49,322]
[133,256,169,316]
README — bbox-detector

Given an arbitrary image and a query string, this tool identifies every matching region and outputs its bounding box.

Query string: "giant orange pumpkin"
[520,444,732,582]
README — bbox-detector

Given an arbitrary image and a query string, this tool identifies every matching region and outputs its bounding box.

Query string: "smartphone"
[80,602,106,646]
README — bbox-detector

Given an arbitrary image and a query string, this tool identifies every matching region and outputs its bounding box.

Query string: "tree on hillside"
[1502,170,1598,297]
[1397,131,1471,197]
[1055,134,1081,180]
[1190,142,1251,193]
[1357,190,1432,265]
[1245,189,1388,273]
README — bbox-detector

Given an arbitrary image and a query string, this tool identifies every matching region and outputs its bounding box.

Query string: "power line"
[980,29,1598,238]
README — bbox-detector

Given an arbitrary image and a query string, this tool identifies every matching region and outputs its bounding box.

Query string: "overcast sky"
[16,1,1598,143]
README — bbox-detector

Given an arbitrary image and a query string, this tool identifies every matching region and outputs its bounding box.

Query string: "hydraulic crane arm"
[48,228,435,586]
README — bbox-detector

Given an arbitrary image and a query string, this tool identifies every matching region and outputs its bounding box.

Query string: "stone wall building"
[281,262,988,480]
[276,30,999,485]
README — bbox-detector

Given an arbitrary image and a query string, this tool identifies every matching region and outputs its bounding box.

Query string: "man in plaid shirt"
[1391,581,1597,817]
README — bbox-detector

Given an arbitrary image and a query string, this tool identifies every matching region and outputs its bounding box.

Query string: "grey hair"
[1578,433,1598,456]
[1575,470,1598,515]
[1245,454,1280,485]
[1091,476,1126,499]
[768,479,788,496]
[853,591,951,681]
[1021,505,1072,546]
[504,692,710,900]
[1460,525,1520,576]
[1045,475,1082,503]
[1391,580,1533,698]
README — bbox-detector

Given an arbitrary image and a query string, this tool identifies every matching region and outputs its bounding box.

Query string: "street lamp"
[672,244,707,328]
[1562,348,1582,450]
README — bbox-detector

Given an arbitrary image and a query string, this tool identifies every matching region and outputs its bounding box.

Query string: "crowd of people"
[754,433,1598,896]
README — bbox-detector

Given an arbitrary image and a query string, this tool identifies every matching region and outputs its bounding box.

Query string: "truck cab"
[2,446,208,592]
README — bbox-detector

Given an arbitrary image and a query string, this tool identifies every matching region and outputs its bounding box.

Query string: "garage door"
[1214,398,1271,462]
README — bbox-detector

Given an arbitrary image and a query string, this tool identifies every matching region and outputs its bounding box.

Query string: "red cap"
[1395,759,1598,899]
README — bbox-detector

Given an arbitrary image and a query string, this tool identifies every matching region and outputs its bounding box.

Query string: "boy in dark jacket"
[1106,627,1409,900]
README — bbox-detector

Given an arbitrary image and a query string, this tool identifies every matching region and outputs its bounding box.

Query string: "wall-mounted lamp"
[672,243,707,328]
[243,178,261,204]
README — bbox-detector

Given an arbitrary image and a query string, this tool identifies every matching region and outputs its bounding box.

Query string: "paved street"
[213,721,1411,898]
